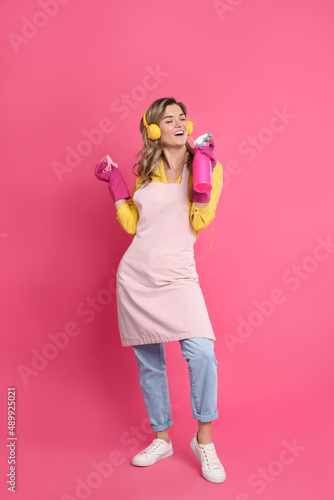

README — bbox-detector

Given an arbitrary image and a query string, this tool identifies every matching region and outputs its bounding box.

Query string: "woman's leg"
[179,337,218,444]
[132,342,173,440]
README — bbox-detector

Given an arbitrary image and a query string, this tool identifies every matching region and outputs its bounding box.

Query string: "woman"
[95,97,226,484]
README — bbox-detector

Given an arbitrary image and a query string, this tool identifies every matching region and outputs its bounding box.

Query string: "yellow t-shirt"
[116,157,223,240]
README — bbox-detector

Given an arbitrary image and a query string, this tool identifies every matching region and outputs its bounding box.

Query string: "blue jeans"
[132,337,219,432]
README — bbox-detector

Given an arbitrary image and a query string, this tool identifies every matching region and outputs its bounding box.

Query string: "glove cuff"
[108,183,131,203]
[190,186,211,204]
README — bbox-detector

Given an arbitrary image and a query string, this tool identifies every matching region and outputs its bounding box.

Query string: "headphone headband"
[143,110,149,129]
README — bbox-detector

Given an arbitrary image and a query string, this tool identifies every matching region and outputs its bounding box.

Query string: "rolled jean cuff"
[192,410,218,422]
[150,419,174,432]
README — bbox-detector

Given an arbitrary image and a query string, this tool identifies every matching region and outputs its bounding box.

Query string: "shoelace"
[140,440,163,455]
[200,445,222,470]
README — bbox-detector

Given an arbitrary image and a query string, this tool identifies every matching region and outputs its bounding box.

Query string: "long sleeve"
[189,160,223,234]
[115,176,141,235]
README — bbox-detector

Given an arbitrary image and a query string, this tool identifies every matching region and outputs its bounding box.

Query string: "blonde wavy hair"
[132,97,194,188]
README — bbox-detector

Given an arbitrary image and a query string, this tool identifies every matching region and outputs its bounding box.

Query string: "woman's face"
[159,104,188,147]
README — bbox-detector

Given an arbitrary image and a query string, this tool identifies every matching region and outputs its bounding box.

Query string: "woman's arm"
[194,200,210,209]
[115,177,141,235]
[115,199,127,211]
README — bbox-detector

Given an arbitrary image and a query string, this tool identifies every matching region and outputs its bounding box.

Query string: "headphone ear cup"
[147,124,161,140]
[187,120,194,136]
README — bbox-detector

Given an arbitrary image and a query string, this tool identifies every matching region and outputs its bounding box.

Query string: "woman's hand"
[190,138,217,204]
[94,158,131,203]
[190,189,211,205]
[95,160,113,182]
[193,137,217,170]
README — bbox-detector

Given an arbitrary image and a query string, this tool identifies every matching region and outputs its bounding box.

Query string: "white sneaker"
[131,438,173,467]
[190,431,226,483]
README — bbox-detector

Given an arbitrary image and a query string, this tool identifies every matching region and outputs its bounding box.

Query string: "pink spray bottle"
[191,132,213,193]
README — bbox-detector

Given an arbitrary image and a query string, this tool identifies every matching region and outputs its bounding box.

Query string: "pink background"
[1,0,334,498]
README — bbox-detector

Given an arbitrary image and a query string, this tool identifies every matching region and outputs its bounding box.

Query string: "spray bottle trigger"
[193,132,213,147]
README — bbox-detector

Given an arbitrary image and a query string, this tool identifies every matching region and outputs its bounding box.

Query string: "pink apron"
[116,160,216,347]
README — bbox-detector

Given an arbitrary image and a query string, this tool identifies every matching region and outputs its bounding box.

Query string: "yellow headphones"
[143,109,194,140]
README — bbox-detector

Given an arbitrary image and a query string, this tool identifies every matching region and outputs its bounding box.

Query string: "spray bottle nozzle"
[193,132,213,147]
